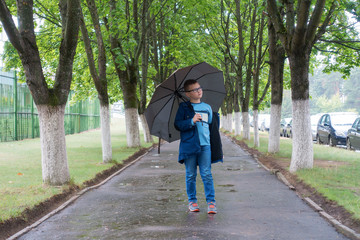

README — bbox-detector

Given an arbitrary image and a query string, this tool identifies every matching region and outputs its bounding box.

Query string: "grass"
[232,130,360,220]
[0,118,153,222]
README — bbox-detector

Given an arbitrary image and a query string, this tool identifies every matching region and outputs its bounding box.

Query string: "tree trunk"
[37,105,70,185]
[267,18,285,153]
[139,114,153,143]
[100,103,112,162]
[234,111,242,136]
[125,108,140,147]
[242,112,250,140]
[228,113,233,132]
[289,55,313,172]
[268,104,281,153]
[80,1,112,163]
[253,110,260,147]
[0,0,81,185]
[290,99,313,172]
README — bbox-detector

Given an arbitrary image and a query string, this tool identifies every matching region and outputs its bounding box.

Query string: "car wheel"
[346,138,353,151]
[329,136,335,147]
[316,135,321,144]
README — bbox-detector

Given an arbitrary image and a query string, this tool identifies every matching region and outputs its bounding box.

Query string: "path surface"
[17,136,348,240]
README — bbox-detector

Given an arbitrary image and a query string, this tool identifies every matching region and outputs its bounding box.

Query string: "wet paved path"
[18,135,348,240]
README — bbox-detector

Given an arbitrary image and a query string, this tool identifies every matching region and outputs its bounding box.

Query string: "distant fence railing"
[0,68,100,142]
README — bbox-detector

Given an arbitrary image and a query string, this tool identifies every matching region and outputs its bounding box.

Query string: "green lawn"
[0,118,153,222]
[233,130,360,220]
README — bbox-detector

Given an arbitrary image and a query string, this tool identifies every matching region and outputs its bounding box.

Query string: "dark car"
[347,117,360,150]
[285,119,292,138]
[281,118,291,137]
[317,112,359,146]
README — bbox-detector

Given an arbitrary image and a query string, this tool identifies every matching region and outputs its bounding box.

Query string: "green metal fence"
[0,68,100,142]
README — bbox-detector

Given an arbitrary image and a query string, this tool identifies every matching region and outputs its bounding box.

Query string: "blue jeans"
[184,145,215,203]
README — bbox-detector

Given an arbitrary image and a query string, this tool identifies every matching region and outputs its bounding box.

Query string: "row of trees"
[0,0,359,185]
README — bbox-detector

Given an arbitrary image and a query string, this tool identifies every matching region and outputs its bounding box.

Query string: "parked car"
[285,119,292,138]
[259,114,271,131]
[317,112,359,146]
[311,113,324,141]
[347,117,360,150]
[281,118,291,137]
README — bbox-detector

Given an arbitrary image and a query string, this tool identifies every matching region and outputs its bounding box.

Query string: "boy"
[174,79,219,214]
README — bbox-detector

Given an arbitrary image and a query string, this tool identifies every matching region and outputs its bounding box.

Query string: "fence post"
[78,101,82,133]
[13,70,18,141]
[31,98,35,138]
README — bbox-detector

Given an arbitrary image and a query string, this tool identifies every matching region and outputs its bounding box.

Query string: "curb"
[7,147,153,240]
[224,134,360,240]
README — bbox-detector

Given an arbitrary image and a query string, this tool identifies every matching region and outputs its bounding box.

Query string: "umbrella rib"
[147,91,174,106]
[168,94,178,139]
[150,94,176,128]
[193,71,222,81]
[159,85,175,92]
[179,70,222,88]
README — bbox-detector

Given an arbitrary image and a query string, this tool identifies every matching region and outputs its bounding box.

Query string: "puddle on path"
[218,184,235,187]
[157,188,179,192]
[151,165,165,169]
[118,182,132,187]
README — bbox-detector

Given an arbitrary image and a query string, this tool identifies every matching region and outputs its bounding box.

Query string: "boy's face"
[185,83,203,101]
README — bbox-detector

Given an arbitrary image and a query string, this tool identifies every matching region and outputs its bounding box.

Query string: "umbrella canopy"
[145,62,226,143]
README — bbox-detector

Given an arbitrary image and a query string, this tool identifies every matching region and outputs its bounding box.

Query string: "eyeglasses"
[186,87,203,93]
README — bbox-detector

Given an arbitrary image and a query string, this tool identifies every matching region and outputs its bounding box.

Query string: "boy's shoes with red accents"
[188,202,200,212]
[207,202,217,214]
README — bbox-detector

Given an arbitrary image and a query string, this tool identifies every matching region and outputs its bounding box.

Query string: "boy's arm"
[209,106,213,124]
[174,104,195,132]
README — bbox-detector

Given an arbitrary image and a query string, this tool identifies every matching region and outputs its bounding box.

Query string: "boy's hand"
[193,113,202,123]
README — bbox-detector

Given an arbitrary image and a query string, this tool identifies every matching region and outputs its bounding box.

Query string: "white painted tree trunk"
[220,114,225,129]
[234,111,242,136]
[289,99,313,172]
[223,114,228,131]
[125,108,141,147]
[224,113,232,132]
[223,114,229,131]
[242,112,250,140]
[100,104,112,163]
[268,104,281,153]
[139,114,153,143]
[37,104,70,185]
[253,110,260,147]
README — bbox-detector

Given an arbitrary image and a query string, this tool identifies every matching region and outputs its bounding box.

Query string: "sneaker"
[188,202,200,212]
[207,202,217,214]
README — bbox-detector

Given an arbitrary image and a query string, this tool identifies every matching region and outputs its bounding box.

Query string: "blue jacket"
[174,101,223,164]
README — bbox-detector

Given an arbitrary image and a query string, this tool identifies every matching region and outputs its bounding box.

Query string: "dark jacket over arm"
[174,101,223,164]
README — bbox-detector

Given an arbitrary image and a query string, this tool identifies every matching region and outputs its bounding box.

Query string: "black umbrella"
[145,62,226,144]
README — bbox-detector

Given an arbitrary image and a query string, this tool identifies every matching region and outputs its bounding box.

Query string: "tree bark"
[267,14,285,153]
[234,111,242,136]
[38,105,70,185]
[242,112,250,139]
[139,114,153,142]
[138,1,153,143]
[107,0,143,148]
[267,0,333,171]
[125,108,141,147]
[80,0,112,162]
[100,104,112,162]
[289,53,313,172]
[268,104,282,152]
[253,110,259,147]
